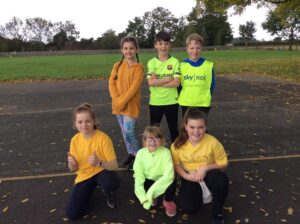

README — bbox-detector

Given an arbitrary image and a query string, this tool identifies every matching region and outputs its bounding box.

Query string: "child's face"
[75,112,95,136]
[154,40,171,58]
[144,134,162,152]
[184,118,206,144]
[122,41,138,61]
[187,40,202,61]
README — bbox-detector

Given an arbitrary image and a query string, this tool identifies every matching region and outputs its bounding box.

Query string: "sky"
[1,0,274,41]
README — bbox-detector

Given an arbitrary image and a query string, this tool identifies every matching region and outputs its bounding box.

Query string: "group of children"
[66,31,229,224]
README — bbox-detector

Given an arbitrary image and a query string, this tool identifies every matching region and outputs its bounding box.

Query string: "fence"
[0,44,299,57]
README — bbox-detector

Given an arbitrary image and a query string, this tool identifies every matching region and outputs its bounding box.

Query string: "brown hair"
[114,36,140,80]
[72,103,98,129]
[173,108,207,149]
[186,33,203,47]
[142,126,165,147]
[154,31,171,43]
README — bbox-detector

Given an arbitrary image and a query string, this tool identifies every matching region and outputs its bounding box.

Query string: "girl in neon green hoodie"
[133,126,177,217]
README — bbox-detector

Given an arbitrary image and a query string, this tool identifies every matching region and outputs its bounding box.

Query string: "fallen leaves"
[287,207,294,215]
[21,198,29,203]
[2,206,8,213]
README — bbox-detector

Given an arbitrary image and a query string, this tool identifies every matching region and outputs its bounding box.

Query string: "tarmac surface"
[0,74,299,224]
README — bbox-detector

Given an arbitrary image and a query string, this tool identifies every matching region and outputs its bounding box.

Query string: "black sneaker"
[103,190,119,208]
[127,158,135,171]
[211,215,225,224]
[122,155,135,168]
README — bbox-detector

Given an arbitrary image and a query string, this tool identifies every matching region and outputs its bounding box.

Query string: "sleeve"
[170,144,181,166]
[99,134,117,162]
[69,137,78,160]
[173,59,181,78]
[108,63,120,99]
[133,151,148,206]
[144,150,175,209]
[210,67,215,95]
[117,65,144,105]
[212,139,228,167]
[147,59,154,78]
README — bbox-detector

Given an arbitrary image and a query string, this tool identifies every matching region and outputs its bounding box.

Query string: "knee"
[102,172,121,190]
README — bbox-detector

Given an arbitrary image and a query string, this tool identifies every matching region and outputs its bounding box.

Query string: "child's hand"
[67,152,78,172]
[195,166,208,181]
[88,151,100,167]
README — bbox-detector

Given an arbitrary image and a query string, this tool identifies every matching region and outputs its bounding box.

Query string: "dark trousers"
[144,179,176,201]
[181,106,210,119]
[178,170,229,218]
[66,170,121,219]
[149,104,179,143]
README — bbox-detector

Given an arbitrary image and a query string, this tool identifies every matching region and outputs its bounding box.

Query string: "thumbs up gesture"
[67,152,78,172]
[88,151,100,167]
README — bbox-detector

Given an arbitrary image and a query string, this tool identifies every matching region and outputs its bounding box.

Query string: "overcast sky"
[1,0,273,41]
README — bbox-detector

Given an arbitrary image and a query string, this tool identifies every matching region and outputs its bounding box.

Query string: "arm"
[67,152,78,172]
[210,68,215,95]
[108,63,120,99]
[145,152,174,208]
[117,66,144,105]
[159,77,180,88]
[147,74,174,87]
[133,154,148,207]
[89,151,119,170]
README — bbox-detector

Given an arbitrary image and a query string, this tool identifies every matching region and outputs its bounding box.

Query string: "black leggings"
[66,170,121,219]
[149,104,179,143]
[178,169,229,218]
[144,179,176,201]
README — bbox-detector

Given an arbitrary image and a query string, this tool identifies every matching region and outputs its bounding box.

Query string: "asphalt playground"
[0,74,299,224]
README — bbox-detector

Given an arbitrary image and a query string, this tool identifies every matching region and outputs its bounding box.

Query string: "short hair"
[186,33,203,46]
[154,31,171,43]
[142,126,166,146]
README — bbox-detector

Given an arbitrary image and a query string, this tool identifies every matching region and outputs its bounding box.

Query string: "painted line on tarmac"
[0,95,149,116]
[0,103,109,116]
[1,154,299,182]
[252,82,300,97]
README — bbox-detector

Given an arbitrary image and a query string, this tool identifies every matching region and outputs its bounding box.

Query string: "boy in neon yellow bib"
[178,33,215,118]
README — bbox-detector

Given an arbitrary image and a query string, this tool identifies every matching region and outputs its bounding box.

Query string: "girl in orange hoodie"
[109,36,144,169]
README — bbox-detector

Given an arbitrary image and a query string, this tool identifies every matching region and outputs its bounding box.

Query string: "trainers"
[122,155,135,168]
[127,157,135,171]
[211,215,225,224]
[103,190,119,208]
[163,199,177,217]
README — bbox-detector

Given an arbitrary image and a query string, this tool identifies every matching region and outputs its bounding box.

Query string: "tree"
[262,1,299,50]
[239,21,257,46]
[101,29,119,49]
[187,8,233,46]
[125,17,148,48]
[143,7,179,36]
[25,17,53,43]
[0,17,26,51]
[52,21,80,40]
[52,30,68,50]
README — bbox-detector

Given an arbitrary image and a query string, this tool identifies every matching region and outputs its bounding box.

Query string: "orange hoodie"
[109,60,144,118]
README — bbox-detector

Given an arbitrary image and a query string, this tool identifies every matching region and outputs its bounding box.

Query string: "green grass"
[0,49,299,82]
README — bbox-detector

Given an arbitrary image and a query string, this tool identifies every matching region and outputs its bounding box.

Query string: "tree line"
[0,0,298,52]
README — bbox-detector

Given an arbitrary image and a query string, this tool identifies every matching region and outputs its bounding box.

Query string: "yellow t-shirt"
[69,130,117,184]
[171,134,228,172]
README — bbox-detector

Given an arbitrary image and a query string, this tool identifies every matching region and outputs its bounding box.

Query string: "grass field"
[0,49,299,82]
